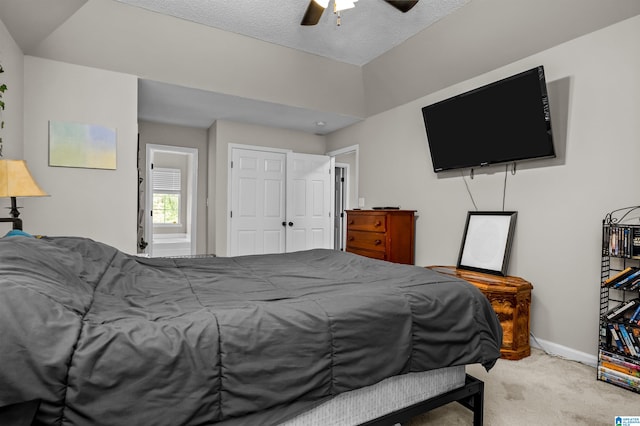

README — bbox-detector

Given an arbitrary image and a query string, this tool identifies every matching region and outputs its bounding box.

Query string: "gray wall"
[22,56,138,252]
[0,18,23,161]
[327,15,640,361]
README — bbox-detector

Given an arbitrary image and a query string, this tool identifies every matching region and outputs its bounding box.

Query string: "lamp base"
[9,196,20,219]
[2,197,22,230]
[0,217,22,230]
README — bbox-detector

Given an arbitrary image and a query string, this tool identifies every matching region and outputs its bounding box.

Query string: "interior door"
[286,152,333,252]
[334,165,347,251]
[229,148,286,256]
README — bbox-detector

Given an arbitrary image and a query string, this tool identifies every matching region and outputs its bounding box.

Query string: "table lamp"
[0,159,48,230]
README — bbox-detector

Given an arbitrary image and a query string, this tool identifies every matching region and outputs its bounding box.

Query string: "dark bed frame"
[360,374,484,426]
[0,376,483,426]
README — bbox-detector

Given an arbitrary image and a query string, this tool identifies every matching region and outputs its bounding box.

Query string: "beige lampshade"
[0,159,48,197]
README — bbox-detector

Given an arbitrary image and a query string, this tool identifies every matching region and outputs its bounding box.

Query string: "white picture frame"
[457,211,517,276]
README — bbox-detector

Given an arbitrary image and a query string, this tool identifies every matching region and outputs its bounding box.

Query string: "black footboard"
[358,374,484,426]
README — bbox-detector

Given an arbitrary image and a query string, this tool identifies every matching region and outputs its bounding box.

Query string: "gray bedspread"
[0,236,502,425]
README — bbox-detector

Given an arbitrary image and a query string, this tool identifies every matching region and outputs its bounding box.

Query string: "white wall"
[327,15,640,359]
[0,18,23,160]
[22,56,138,252]
[0,17,25,227]
[212,120,327,255]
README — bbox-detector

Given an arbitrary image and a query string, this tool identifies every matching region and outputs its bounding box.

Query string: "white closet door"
[229,148,286,256]
[286,152,333,252]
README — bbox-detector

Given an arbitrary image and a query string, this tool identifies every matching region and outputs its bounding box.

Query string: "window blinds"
[153,168,181,192]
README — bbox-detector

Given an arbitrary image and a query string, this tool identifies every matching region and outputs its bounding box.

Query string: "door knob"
[288,222,294,227]
[282,221,286,227]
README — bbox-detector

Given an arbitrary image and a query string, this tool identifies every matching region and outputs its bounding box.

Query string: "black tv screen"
[422,66,555,172]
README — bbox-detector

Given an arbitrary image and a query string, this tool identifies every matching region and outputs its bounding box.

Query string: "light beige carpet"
[409,348,639,425]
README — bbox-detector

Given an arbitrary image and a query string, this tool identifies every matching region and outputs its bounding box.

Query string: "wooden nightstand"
[427,266,533,360]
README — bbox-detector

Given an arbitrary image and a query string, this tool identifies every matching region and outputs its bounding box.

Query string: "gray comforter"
[0,236,502,425]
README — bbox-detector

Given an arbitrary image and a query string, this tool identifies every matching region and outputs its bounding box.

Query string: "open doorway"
[145,144,198,257]
[327,145,358,251]
[333,164,348,251]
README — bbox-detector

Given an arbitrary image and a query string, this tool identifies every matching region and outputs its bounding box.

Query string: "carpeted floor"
[408,348,640,425]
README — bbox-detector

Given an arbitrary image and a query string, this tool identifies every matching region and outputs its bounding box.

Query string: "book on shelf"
[605,225,640,258]
[624,228,630,257]
[600,350,640,372]
[608,324,625,352]
[598,366,640,389]
[613,269,640,289]
[608,226,619,257]
[618,324,639,357]
[630,304,640,323]
[600,360,640,378]
[628,277,640,292]
[605,299,640,321]
[604,267,637,287]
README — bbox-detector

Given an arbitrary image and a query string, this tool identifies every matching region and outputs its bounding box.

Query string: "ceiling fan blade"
[383,0,419,13]
[301,0,326,26]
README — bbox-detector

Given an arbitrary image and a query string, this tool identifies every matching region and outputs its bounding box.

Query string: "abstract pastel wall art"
[49,121,117,170]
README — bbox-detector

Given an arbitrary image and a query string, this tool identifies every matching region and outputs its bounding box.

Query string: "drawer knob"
[349,236,355,241]
[374,221,382,227]
[349,220,355,225]
[374,239,382,245]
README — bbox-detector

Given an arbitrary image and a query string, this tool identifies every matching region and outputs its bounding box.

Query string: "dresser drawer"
[347,230,386,252]
[346,214,386,232]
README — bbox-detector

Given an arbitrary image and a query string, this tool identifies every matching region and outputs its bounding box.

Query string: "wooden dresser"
[345,209,416,265]
[427,266,533,360]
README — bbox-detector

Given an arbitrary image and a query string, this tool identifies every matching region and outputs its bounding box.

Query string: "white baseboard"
[529,335,598,367]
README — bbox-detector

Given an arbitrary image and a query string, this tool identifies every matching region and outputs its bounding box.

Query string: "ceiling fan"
[301,0,419,26]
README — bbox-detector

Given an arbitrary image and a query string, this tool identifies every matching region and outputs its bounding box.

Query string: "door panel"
[238,178,257,217]
[230,148,286,256]
[286,153,332,252]
[263,179,282,217]
[237,231,257,256]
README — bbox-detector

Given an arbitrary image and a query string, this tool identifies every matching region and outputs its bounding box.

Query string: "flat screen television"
[421,66,555,173]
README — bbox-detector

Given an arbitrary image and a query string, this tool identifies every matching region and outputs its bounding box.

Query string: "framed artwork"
[49,120,117,170]
[457,211,517,276]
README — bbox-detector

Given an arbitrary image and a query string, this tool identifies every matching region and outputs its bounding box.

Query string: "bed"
[0,236,502,425]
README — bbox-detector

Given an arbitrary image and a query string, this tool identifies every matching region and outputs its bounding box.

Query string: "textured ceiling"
[113,0,470,66]
[3,0,640,134]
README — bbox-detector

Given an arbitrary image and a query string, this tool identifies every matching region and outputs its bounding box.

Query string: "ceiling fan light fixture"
[334,0,357,12]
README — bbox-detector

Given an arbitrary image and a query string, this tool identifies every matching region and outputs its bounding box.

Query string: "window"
[153,168,181,225]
